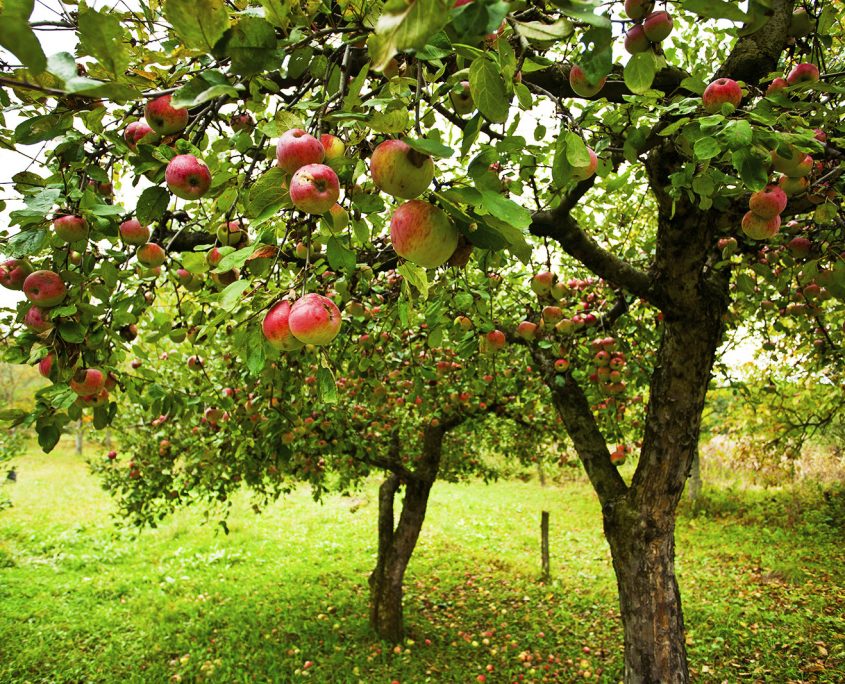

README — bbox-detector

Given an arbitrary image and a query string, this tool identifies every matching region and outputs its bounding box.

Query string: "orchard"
[1,0,844,682]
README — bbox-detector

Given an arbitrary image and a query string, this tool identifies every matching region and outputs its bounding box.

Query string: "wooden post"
[540,511,550,581]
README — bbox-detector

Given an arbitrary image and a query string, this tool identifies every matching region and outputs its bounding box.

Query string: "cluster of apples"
[588,337,628,396]
[610,443,633,466]
[261,294,342,350]
[517,272,603,340]
[623,0,674,55]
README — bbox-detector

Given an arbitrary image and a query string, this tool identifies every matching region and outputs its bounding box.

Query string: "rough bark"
[368,425,445,642]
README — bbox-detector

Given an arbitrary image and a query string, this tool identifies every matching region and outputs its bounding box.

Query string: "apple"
[23,305,52,333]
[568,65,606,98]
[137,243,166,267]
[483,329,506,353]
[23,270,66,308]
[262,300,305,351]
[119,218,150,245]
[702,78,742,114]
[784,154,813,178]
[217,220,248,246]
[624,0,654,20]
[187,355,203,370]
[124,121,158,150]
[450,80,474,115]
[571,147,598,181]
[516,321,538,340]
[770,145,806,175]
[107,450,117,460]
[166,154,212,200]
[643,10,673,42]
[624,24,651,54]
[53,215,89,243]
[276,129,325,174]
[778,175,809,196]
[289,164,340,214]
[455,315,473,330]
[554,358,570,373]
[531,272,555,297]
[320,134,345,161]
[787,236,812,259]
[231,112,254,132]
[370,139,434,199]
[814,128,827,143]
[741,211,781,240]
[0,259,32,290]
[76,389,109,408]
[70,367,106,396]
[748,185,787,219]
[327,203,349,231]
[542,306,564,325]
[288,293,342,345]
[389,200,459,269]
[38,353,56,379]
[144,94,189,135]
[88,180,113,196]
[610,448,626,466]
[766,77,788,96]
[786,62,820,85]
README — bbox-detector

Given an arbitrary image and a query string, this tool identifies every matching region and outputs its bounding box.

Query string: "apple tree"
[1,0,845,682]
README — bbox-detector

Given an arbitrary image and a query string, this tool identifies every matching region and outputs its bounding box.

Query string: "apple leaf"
[682,0,749,23]
[404,137,454,159]
[317,366,338,404]
[398,262,429,299]
[258,0,290,28]
[550,0,611,28]
[513,19,573,45]
[731,147,769,191]
[181,252,210,274]
[693,136,722,160]
[164,0,230,52]
[77,5,130,76]
[479,190,531,230]
[217,244,258,272]
[171,71,239,108]
[326,237,357,273]
[222,17,277,77]
[247,168,290,218]
[624,51,656,94]
[219,279,251,311]
[469,57,510,124]
[565,132,591,167]
[0,0,47,74]
[368,0,451,72]
[136,187,171,225]
[722,119,753,148]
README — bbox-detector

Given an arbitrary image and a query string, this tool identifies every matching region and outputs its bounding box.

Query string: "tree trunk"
[368,425,445,642]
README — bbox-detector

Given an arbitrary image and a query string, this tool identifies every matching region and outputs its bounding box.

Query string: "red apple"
[119,218,150,245]
[231,112,254,132]
[554,358,570,373]
[137,243,166,267]
[389,200,458,269]
[741,211,781,240]
[483,329,506,353]
[748,185,787,219]
[23,270,66,308]
[643,10,673,42]
[23,305,52,333]
[624,0,654,20]
[779,175,809,196]
[786,62,820,85]
[70,367,106,396]
[289,163,340,214]
[702,78,742,114]
[542,306,564,325]
[450,80,474,115]
[571,147,598,181]
[0,259,32,290]
[144,95,189,135]
[787,236,812,259]
[568,65,606,98]
[320,134,345,161]
[124,121,158,150]
[531,271,554,297]
[262,300,305,351]
[38,353,56,379]
[288,293,342,345]
[766,77,788,96]
[516,321,538,340]
[166,154,212,200]
[53,215,88,243]
[624,24,651,54]
[370,140,434,199]
[276,129,325,175]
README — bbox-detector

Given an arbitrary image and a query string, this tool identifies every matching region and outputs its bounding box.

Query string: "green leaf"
[624,51,656,94]
[0,0,47,74]
[397,262,429,299]
[171,71,239,108]
[219,279,250,311]
[469,57,510,124]
[217,244,257,272]
[6,229,47,257]
[722,119,753,148]
[136,187,170,225]
[405,137,454,158]
[77,6,130,76]
[14,113,70,145]
[181,252,210,274]
[164,0,230,52]
[58,322,86,343]
[693,136,722,160]
[247,168,290,218]
[731,147,769,192]
[316,366,338,404]
[565,132,591,167]
[513,18,573,44]
[223,16,277,77]
[551,0,611,28]
[326,237,357,273]
[683,0,749,22]
[37,424,60,453]
[245,330,267,374]
[369,108,409,134]
[258,0,290,28]
[479,191,531,229]
[368,0,451,72]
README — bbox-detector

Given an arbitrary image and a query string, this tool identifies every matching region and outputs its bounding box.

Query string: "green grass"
[1,440,843,683]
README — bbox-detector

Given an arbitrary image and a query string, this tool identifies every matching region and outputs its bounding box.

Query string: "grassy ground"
[0,440,843,683]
